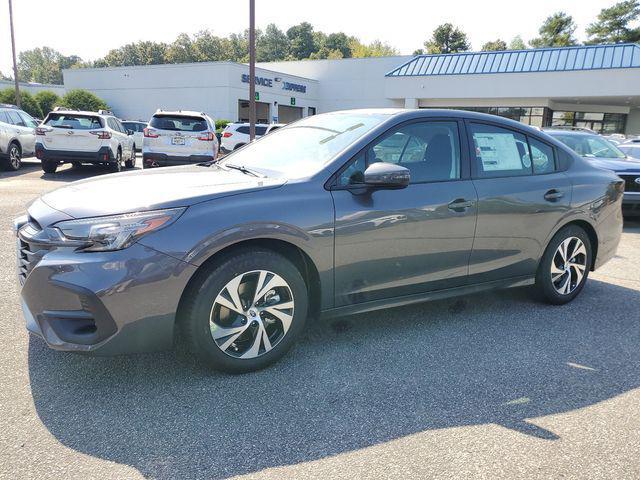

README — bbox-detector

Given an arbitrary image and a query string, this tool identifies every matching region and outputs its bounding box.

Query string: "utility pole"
[248,0,256,141]
[8,0,21,108]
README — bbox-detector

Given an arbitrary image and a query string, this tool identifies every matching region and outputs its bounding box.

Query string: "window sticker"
[474,133,523,171]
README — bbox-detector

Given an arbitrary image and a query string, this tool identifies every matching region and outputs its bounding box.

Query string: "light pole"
[248,0,256,141]
[8,0,21,107]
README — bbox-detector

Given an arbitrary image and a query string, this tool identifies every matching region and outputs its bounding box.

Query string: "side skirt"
[320,275,535,319]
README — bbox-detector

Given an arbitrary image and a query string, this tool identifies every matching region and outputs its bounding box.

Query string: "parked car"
[35,108,136,173]
[220,123,270,152]
[0,103,38,171]
[142,110,218,168]
[545,128,640,216]
[122,120,147,151]
[15,109,624,373]
[618,142,640,160]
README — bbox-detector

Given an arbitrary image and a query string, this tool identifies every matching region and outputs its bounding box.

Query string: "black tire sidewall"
[536,225,592,305]
[41,160,57,174]
[7,144,21,171]
[183,250,308,373]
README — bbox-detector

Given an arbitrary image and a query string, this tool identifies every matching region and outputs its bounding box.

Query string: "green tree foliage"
[257,24,290,61]
[0,88,43,118]
[481,39,508,51]
[529,12,578,48]
[286,22,317,59]
[586,0,640,44]
[424,23,471,54]
[33,90,60,115]
[509,36,527,50]
[17,47,83,84]
[215,119,231,131]
[350,39,399,57]
[57,89,108,112]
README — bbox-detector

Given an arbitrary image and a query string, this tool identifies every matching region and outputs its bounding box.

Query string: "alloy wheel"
[9,145,21,170]
[209,270,295,359]
[551,237,587,295]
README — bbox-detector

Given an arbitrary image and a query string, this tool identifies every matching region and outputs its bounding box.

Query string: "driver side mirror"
[364,162,410,189]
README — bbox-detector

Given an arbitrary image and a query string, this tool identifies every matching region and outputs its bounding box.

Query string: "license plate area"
[172,136,185,145]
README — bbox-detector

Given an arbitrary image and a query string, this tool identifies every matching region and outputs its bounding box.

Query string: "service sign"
[241,74,307,94]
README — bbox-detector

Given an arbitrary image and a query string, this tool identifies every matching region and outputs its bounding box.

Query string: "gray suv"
[15,109,624,373]
[0,103,38,170]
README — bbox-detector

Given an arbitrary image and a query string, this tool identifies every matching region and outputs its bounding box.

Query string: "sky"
[0,0,623,78]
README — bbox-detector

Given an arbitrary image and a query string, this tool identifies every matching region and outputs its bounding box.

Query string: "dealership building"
[60,43,640,135]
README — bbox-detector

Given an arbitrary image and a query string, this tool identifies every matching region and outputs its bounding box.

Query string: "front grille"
[16,221,53,285]
[620,174,640,193]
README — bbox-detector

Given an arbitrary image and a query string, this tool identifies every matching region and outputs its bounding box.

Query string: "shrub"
[58,89,108,112]
[215,119,231,131]
[0,88,44,118]
[34,90,61,116]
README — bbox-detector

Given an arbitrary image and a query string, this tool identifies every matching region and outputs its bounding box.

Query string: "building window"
[551,111,627,134]
[424,106,549,128]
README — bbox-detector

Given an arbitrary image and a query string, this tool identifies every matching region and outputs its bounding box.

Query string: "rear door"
[148,114,209,156]
[43,113,104,152]
[17,111,38,155]
[6,110,34,154]
[466,121,572,283]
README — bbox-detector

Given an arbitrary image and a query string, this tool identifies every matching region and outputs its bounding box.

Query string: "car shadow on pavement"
[0,160,42,178]
[28,278,640,479]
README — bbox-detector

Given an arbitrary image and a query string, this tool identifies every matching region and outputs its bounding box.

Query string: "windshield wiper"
[224,164,264,177]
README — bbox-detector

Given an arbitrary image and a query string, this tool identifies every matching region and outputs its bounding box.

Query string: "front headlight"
[48,208,186,252]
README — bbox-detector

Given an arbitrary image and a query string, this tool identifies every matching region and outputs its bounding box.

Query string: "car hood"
[40,164,286,218]
[584,156,640,173]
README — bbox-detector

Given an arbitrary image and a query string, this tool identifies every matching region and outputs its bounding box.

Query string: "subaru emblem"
[635,177,640,185]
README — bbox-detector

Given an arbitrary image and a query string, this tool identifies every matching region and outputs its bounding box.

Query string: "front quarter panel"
[139,182,336,309]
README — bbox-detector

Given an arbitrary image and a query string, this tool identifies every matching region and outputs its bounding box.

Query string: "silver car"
[0,103,38,171]
[142,110,219,168]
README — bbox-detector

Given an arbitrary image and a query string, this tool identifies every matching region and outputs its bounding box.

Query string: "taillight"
[222,132,233,138]
[35,127,49,136]
[144,128,159,138]
[197,132,215,141]
[90,130,112,139]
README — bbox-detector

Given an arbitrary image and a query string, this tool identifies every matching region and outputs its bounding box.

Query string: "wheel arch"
[176,237,322,326]
[545,218,599,271]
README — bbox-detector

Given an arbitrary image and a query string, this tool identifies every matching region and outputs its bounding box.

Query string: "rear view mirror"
[364,162,410,188]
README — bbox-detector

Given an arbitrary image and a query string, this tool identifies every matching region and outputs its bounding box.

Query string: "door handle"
[448,198,474,212]
[544,189,564,202]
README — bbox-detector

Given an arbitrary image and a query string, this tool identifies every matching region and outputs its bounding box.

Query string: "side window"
[469,123,531,178]
[115,119,127,134]
[19,112,38,128]
[237,126,250,135]
[0,111,9,124]
[7,111,26,126]
[338,121,461,186]
[528,137,555,174]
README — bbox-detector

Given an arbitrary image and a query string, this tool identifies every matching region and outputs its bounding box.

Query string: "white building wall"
[63,62,318,122]
[0,79,65,95]
[626,108,640,135]
[258,56,412,112]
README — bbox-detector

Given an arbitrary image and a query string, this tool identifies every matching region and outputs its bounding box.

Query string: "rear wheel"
[41,160,58,174]
[4,142,21,171]
[233,143,245,151]
[181,249,308,373]
[109,149,122,173]
[534,225,592,305]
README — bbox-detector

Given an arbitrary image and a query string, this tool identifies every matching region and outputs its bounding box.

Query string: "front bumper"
[622,192,640,216]
[35,143,115,163]
[16,210,197,355]
[142,151,214,168]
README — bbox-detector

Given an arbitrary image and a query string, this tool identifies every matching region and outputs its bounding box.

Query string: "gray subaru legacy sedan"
[15,109,624,373]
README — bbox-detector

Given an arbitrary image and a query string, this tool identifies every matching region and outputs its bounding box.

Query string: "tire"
[233,143,245,151]
[109,149,122,173]
[4,142,21,171]
[534,225,592,305]
[71,161,82,169]
[181,249,308,373]
[41,160,58,174]
[125,149,136,169]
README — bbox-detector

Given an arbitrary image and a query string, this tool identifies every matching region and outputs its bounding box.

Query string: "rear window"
[123,122,145,132]
[45,114,103,130]
[236,125,268,135]
[150,115,207,132]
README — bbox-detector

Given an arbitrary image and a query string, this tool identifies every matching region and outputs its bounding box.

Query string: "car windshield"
[44,113,103,130]
[150,115,207,132]
[219,112,391,178]
[550,133,626,159]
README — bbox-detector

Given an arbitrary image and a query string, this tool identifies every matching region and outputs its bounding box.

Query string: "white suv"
[36,108,136,174]
[122,120,147,151]
[0,104,38,171]
[220,123,284,153]
[142,110,219,168]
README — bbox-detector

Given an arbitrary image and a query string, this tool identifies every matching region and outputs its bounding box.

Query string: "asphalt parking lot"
[1,160,640,480]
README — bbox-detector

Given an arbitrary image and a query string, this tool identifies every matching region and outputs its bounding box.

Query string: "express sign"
[241,74,307,94]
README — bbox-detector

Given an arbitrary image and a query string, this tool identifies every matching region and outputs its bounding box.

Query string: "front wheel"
[125,149,136,169]
[534,225,592,305]
[5,143,21,171]
[181,249,308,373]
[41,160,58,174]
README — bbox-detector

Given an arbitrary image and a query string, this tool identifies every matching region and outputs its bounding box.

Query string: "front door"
[331,119,478,307]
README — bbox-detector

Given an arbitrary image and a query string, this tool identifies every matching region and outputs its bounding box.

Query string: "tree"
[286,22,317,59]
[0,71,12,81]
[350,39,399,57]
[481,39,508,51]
[17,47,83,84]
[529,12,578,48]
[166,33,197,63]
[325,32,352,58]
[0,88,43,118]
[509,36,527,50]
[34,90,60,116]
[424,23,471,54]
[192,31,228,62]
[586,0,640,44]
[257,24,290,61]
[57,89,108,112]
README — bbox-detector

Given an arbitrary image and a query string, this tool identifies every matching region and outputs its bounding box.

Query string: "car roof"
[49,109,105,117]
[153,110,207,117]
[544,129,597,137]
